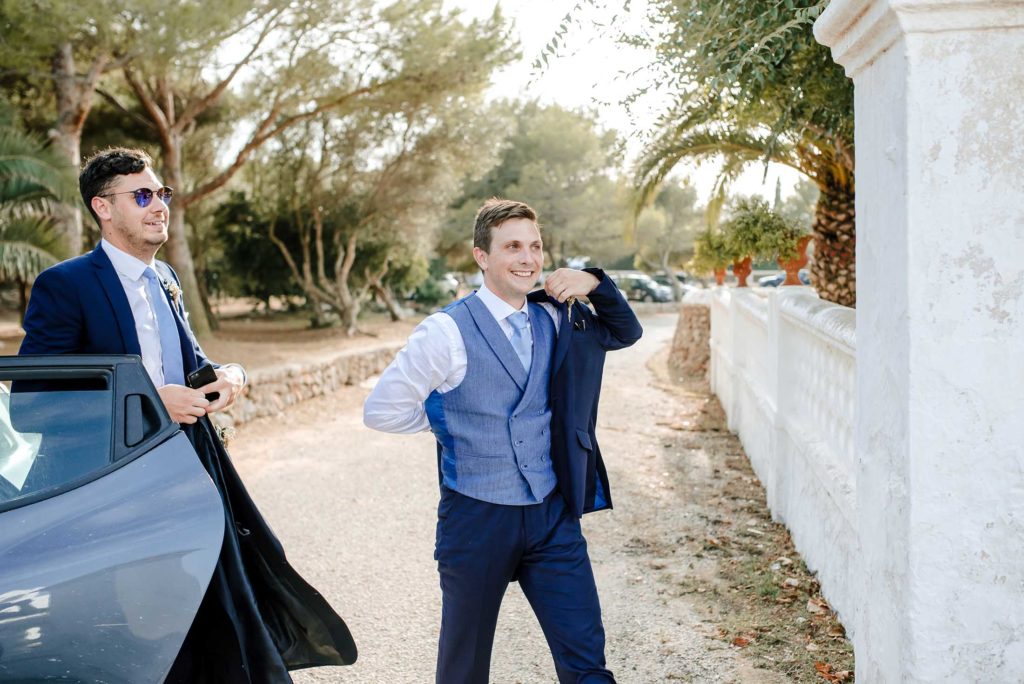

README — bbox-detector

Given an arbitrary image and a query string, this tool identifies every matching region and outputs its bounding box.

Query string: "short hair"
[79,147,154,226]
[473,198,538,252]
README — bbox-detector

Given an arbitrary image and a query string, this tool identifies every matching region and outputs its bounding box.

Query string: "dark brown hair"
[79,147,154,226]
[473,198,538,252]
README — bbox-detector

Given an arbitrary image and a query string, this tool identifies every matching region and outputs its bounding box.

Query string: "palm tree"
[0,126,75,321]
[626,0,856,307]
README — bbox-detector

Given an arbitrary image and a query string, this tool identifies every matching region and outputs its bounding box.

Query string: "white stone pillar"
[815,2,1024,681]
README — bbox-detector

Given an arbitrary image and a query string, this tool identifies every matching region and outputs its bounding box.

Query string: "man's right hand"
[157,384,210,424]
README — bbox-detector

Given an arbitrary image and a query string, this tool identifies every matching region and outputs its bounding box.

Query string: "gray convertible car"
[0,355,225,682]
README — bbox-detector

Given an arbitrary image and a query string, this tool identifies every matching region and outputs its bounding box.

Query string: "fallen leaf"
[827,623,847,638]
[807,597,830,615]
[814,661,853,683]
[731,636,753,647]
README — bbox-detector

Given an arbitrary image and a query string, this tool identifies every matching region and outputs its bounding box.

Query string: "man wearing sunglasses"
[19,147,356,682]
[21,147,242,421]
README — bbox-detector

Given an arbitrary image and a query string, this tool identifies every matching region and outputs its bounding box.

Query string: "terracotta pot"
[732,257,752,287]
[714,268,726,286]
[778,235,812,286]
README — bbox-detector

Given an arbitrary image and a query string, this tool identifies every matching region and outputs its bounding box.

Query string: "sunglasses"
[98,186,173,208]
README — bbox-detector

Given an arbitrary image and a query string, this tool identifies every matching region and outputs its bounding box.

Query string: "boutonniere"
[215,424,237,446]
[566,296,585,331]
[160,278,182,306]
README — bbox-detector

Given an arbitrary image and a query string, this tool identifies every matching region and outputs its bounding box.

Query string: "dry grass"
[652,358,855,683]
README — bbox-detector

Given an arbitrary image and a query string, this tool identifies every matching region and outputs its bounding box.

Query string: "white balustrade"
[709,286,858,627]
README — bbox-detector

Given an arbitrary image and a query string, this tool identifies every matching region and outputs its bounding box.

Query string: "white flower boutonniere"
[215,424,237,446]
[160,278,183,306]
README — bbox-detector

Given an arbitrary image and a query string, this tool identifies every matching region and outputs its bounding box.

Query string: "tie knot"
[143,267,160,283]
[508,311,529,332]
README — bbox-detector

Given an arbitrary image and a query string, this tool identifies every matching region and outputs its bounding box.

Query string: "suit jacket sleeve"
[20,267,83,355]
[581,267,643,351]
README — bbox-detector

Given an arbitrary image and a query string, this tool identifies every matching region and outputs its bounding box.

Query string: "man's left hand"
[544,268,600,303]
[201,365,246,413]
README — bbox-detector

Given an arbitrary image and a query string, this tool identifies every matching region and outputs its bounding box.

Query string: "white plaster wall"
[814,2,1024,680]
[901,27,1024,681]
[709,287,858,629]
[851,37,914,682]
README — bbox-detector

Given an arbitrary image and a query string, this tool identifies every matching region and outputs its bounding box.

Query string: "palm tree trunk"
[810,185,856,308]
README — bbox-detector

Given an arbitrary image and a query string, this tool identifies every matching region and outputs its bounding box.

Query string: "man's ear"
[91,196,112,222]
[472,246,489,272]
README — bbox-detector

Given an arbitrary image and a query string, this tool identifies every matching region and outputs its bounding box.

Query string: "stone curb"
[218,342,405,428]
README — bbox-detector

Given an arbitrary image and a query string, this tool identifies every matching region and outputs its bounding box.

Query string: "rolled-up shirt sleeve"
[363,313,462,434]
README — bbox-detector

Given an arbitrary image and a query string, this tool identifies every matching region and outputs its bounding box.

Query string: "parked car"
[758,269,810,287]
[652,271,690,287]
[607,272,674,302]
[0,355,224,681]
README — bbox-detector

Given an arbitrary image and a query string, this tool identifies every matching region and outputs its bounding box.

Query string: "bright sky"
[443,0,802,204]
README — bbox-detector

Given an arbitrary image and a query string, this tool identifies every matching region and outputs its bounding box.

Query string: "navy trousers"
[434,488,615,684]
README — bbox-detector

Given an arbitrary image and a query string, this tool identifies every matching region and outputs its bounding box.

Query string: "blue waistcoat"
[425,294,558,505]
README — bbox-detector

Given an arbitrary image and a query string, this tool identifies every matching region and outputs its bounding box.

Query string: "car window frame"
[0,355,180,515]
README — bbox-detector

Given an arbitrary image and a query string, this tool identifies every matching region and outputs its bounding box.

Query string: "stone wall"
[668,290,711,380]
[219,343,405,427]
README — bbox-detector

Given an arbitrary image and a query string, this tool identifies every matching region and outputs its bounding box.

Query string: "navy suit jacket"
[528,268,642,518]
[19,243,212,378]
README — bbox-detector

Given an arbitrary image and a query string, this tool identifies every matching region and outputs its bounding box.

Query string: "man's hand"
[543,268,600,303]
[201,365,246,413]
[158,384,210,424]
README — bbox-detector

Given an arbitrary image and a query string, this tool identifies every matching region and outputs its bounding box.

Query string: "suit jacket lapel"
[528,289,572,374]
[88,245,142,356]
[551,301,572,374]
[465,294,528,390]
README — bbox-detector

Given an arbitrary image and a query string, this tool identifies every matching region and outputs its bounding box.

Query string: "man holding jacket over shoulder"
[364,198,642,683]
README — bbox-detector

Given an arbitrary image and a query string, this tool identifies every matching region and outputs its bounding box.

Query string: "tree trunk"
[660,250,683,302]
[372,283,404,322]
[810,185,856,308]
[49,43,108,256]
[18,278,29,325]
[161,138,211,336]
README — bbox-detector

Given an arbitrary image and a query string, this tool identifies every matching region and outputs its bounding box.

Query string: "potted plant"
[688,228,735,285]
[768,230,812,286]
[722,198,776,287]
[723,198,811,287]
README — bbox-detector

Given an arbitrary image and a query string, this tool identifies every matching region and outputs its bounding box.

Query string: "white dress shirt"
[100,240,246,390]
[363,283,559,434]
[101,239,171,387]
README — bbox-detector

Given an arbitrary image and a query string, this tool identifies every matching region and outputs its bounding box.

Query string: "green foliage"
[0,125,74,285]
[209,192,301,302]
[633,180,702,270]
[722,197,806,262]
[689,228,735,275]
[444,102,632,269]
[616,0,853,218]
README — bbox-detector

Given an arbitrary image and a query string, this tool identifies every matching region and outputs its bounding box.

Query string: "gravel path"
[230,312,784,683]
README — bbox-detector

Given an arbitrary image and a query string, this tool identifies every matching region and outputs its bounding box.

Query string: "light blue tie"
[143,268,186,386]
[508,311,532,373]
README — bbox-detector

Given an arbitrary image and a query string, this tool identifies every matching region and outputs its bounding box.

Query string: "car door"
[0,355,224,683]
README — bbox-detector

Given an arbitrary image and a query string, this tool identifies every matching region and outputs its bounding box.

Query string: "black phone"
[186,364,220,401]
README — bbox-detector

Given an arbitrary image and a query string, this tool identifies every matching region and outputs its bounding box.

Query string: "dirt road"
[231,311,786,683]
